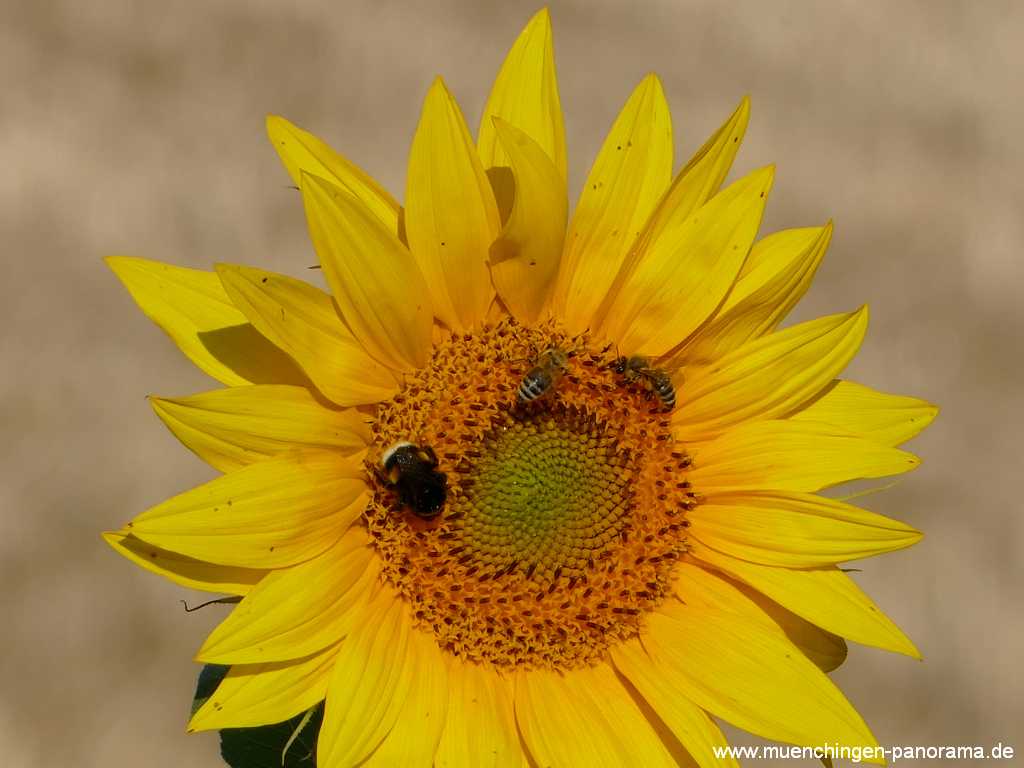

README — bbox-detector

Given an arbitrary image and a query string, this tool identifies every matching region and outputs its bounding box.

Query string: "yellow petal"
[301,173,433,370]
[688,419,920,492]
[362,629,450,767]
[681,224,831,364]
[610,646,737,768]
[667,558,844,672]
[266,114,400,234]
[549,74,673,334]
[478,8,566,179]
[672,308,869,441]
[487,165,516,227]
[406,77,501,331]
[515,664,677,767]
[644,96,751,250]
[127,451,367,569]
[106,256,305,386]
[600,166,774,355]
[150,384,370,474]
[487,119,568,324]
[727,225,829,311]
[188,644,338,732]
[690,540,921,658]
[597,97,751,340]
[102,531,265,595]
[743,587,848,674]
[216,264,399,405]
[318,590,414,768]
[196,528,379,664]
[640,564,881,758]
[688,490,922,566]
[435,662,522,768]
[792,380,939,446]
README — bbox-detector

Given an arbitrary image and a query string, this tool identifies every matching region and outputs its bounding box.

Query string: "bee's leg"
[422,445,440,468]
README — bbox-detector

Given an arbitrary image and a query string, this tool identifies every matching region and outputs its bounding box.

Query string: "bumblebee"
[376,441,448,520]
[517,347,571,403]
[611,355,676,411]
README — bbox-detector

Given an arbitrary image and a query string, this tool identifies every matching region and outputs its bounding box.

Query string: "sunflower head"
[106,8,936,767]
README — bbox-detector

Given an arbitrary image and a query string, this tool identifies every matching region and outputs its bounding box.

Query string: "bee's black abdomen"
[380,441,449,519]
[400,475,447,519]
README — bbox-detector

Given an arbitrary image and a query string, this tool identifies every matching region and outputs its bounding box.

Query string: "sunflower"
[104,9,936,767]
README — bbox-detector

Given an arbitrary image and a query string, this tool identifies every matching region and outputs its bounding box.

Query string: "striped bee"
[611,355,676,411]
[517,347,571,403]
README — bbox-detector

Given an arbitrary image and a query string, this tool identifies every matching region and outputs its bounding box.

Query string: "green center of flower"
[365,318,699,670]
[455,408,633,582]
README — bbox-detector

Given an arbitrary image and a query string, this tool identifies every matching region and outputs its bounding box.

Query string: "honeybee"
[517,347,571,403]
[376,441,448,520]
[611,355,676,411]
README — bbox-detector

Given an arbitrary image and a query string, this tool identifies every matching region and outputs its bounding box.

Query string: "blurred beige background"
[1,0,1021,765]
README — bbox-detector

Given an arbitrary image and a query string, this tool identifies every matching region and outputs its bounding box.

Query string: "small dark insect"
[375,441,448,520]
[611,355,676,411]
[517,347,571,403]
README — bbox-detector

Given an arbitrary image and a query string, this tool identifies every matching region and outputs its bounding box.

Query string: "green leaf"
[192,664,324,767]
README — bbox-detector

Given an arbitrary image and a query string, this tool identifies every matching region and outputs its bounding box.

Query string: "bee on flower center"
[611,355,676,411]
[517,347,572,403]
[375,441,448,520]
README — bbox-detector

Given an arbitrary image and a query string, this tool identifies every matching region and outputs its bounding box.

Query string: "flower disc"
[368,318,698,669]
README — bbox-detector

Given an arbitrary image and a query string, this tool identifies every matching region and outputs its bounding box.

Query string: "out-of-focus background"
[1,0,1021,765]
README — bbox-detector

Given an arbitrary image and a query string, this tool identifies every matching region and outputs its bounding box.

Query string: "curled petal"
[488,119,567,324]
[478,7,566,179]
